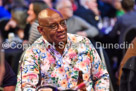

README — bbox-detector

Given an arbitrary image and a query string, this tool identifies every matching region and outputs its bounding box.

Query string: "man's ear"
[37,26,43,34]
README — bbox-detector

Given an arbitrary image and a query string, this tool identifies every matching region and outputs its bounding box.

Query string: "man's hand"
[4,19,17,31]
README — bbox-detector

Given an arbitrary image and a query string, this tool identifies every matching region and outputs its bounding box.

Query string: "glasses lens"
[60,20,66,27]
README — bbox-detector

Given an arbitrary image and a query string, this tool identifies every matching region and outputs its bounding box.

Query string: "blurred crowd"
[0,0,136,91]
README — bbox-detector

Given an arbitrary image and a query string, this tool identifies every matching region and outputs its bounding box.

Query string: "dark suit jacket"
[74,6,99,28]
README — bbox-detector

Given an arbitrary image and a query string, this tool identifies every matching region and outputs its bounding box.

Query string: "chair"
[119,26,136,55]
[119,56,136,91]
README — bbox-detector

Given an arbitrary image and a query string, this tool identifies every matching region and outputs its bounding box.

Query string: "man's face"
[113,0,122,10]
[38,13,67,45]
[87,0,97,9]
[58,1,73,19]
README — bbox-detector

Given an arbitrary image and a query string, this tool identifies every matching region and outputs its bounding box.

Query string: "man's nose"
[57,24,65,32]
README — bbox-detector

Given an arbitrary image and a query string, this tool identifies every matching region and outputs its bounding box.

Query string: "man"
[74,0,100,28]
[109,0,136,76]
[113,0,124,17]
[16,8,109,91]
[109,0,136,38]
[56,0,98,38]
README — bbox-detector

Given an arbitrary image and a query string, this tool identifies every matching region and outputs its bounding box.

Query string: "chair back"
[119,26,136,54]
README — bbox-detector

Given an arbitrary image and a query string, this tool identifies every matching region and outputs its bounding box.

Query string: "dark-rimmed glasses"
[40,20,67,31]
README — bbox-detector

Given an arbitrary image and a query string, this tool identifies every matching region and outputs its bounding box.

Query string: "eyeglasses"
[41,20,67,31]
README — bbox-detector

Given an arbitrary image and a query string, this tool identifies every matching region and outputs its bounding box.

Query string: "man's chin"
[55,39,67,45]
[59,39,67,44]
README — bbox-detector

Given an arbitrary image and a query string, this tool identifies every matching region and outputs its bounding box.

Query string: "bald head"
[38,8,63,25]
[37,8,67,48]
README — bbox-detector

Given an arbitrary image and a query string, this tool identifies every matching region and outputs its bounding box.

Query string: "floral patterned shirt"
[16,33,109,91]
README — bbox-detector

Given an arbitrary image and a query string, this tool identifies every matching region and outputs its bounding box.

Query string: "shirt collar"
[42,37,55,49]
[42,33,72,50]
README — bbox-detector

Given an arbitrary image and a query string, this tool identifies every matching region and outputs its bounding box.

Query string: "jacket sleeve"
[75,16,99,38]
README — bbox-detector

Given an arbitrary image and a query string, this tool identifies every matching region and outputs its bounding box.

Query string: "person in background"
[1,6,28,75]
[1,0,13,12]
[4,6,28,39]
[74,0,100,28]
[26,0,49,44]
[113,0,124,17]
[0,32,17,91]
[16,8,109,91]
[0,0,11,20]
[56,0,99,38]
[109,0,136,86]
[0,61,17,91]
[109,0,136,38]
[97,0,116,18]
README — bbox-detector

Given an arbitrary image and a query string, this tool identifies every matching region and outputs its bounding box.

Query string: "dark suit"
[74,6,99,28]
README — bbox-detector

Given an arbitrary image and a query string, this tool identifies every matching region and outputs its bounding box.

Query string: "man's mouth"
[57,33,66,39]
